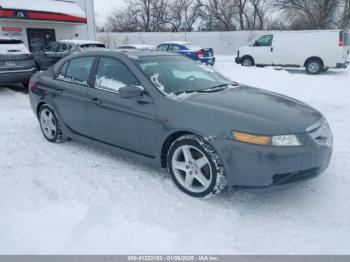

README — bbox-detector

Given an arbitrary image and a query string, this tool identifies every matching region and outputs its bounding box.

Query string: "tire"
[305,59,323,75]
[241,56,254,67]
[167,134,227,198]
[38,105,63,143]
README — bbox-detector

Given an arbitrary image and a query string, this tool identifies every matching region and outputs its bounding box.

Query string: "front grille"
[273,167,320,185]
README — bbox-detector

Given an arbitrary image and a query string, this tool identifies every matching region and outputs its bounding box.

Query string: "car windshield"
[136,56,235,95]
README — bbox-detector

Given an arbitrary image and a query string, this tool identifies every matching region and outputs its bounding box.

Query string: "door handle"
[90,97,101,105]
[270,47,273,52]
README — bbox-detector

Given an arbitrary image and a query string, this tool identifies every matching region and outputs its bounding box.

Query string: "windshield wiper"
[198,83,231,93]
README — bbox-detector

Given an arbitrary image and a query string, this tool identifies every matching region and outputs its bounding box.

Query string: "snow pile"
[1,58,350,254]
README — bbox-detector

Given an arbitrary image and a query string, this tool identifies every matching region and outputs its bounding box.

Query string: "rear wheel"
[39,105,63,143]
[305,59,323,74]
[167,134,227,198]
[22,81,29,89]
[241,56,254,67]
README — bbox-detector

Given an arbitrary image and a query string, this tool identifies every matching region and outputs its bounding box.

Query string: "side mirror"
[119,85,144,99]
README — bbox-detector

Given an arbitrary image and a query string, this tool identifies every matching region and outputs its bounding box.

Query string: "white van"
[235,30,350,74]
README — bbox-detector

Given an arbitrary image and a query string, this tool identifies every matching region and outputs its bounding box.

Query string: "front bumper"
[0,67,37,84]
[235,56,240,64]
[211,128,333,189]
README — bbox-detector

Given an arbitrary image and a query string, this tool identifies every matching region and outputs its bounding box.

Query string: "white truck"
[235,30,350,74]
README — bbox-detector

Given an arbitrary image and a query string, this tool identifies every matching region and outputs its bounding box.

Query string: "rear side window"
[57,43,72,53]
[59,57,95,85]
[94,57,140,93]
[0,39,23,44]
[157,44,169,51]
[80,44,106,48]
[57,61,69,79]
[254,35,273,47]
[169,45,181,52]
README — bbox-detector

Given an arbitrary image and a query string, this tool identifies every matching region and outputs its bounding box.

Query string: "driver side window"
[254,35,273,47]
[94,57,140,93]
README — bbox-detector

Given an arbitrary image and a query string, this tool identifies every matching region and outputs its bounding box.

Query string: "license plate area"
[5,61,16,67]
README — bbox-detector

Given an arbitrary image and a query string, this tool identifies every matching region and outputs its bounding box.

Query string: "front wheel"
[167,134,227,198]
[241,57,254,67]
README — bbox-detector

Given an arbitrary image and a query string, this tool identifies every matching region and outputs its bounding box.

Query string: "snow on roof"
[59,39,104,45]
[160,41,192,45]
[0,0,86,18]
[118,44,156,49]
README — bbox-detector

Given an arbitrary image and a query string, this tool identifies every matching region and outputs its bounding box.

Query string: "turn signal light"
[233,131,270,145]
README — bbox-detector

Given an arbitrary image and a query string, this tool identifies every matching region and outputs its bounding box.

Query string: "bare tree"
[200,0,236,31]
[180,0,203,31]
[273,0,340,29]
[342,0,350,28]
[164,0,185,31]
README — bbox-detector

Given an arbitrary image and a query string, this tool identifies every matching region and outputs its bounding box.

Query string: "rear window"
[0,39,23,44]
[80,43,106,48]
[341,30,350,46]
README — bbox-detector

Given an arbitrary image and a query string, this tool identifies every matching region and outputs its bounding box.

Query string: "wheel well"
[36,102,46,117]
[161,131,194,168]
[241,55,254,64]
[304,57,324,68]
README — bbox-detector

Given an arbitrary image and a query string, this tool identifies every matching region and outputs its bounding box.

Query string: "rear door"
[52,56,96,136]
[339,30,350,63]
[86,56,157,157]
[252,34,274,65]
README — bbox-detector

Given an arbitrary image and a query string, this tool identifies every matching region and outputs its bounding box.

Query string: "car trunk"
[0,40,35,72]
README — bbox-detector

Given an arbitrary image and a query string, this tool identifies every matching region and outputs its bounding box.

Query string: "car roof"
[118,44,155,48]
[159,41,191,46]
[65,48,181,59]
[58,39,105,45]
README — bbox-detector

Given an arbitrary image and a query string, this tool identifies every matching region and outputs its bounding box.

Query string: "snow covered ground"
[1,57,350,255]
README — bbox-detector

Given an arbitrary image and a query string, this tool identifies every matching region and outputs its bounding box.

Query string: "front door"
[26,28,56,53]
[252,34,274,65]
[86,56,157,157]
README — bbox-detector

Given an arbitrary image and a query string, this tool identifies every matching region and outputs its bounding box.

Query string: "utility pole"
[343,0,350,28]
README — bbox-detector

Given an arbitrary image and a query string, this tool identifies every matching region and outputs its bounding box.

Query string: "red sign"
[2,27,23,32]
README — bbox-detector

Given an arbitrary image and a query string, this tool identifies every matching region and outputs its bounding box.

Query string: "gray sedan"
[28,50,333,198]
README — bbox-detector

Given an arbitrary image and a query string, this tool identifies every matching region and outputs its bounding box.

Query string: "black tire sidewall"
[167,136,222,198]
[39,105,61,143]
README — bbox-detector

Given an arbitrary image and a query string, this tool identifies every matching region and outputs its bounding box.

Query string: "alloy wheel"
[40,109,57,140]
[171,145,212,193]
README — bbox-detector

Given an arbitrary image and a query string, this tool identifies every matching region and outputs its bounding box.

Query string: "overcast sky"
[93,0,126,26]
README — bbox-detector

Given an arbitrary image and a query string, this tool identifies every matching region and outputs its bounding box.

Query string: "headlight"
[232,132,302,146]
[272,135,301,146]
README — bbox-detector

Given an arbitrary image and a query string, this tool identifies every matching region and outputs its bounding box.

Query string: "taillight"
[28,80,38,91]
[196,50,204,58]
[339,33,344,46]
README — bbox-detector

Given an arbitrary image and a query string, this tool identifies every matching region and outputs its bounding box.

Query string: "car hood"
[183,86,322,135]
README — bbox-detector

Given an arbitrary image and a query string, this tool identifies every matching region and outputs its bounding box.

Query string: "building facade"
[0,0,96,52]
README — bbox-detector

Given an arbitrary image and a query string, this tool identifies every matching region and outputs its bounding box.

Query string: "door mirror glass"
[119,85,144,99]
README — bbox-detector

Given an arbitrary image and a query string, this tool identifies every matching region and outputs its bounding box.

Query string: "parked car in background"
[157,41,215,65]
[29,50,332,198]
[34,39,106,70]
[117,44,156,51]
[235,30,350,74]
[0,37,36,87]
